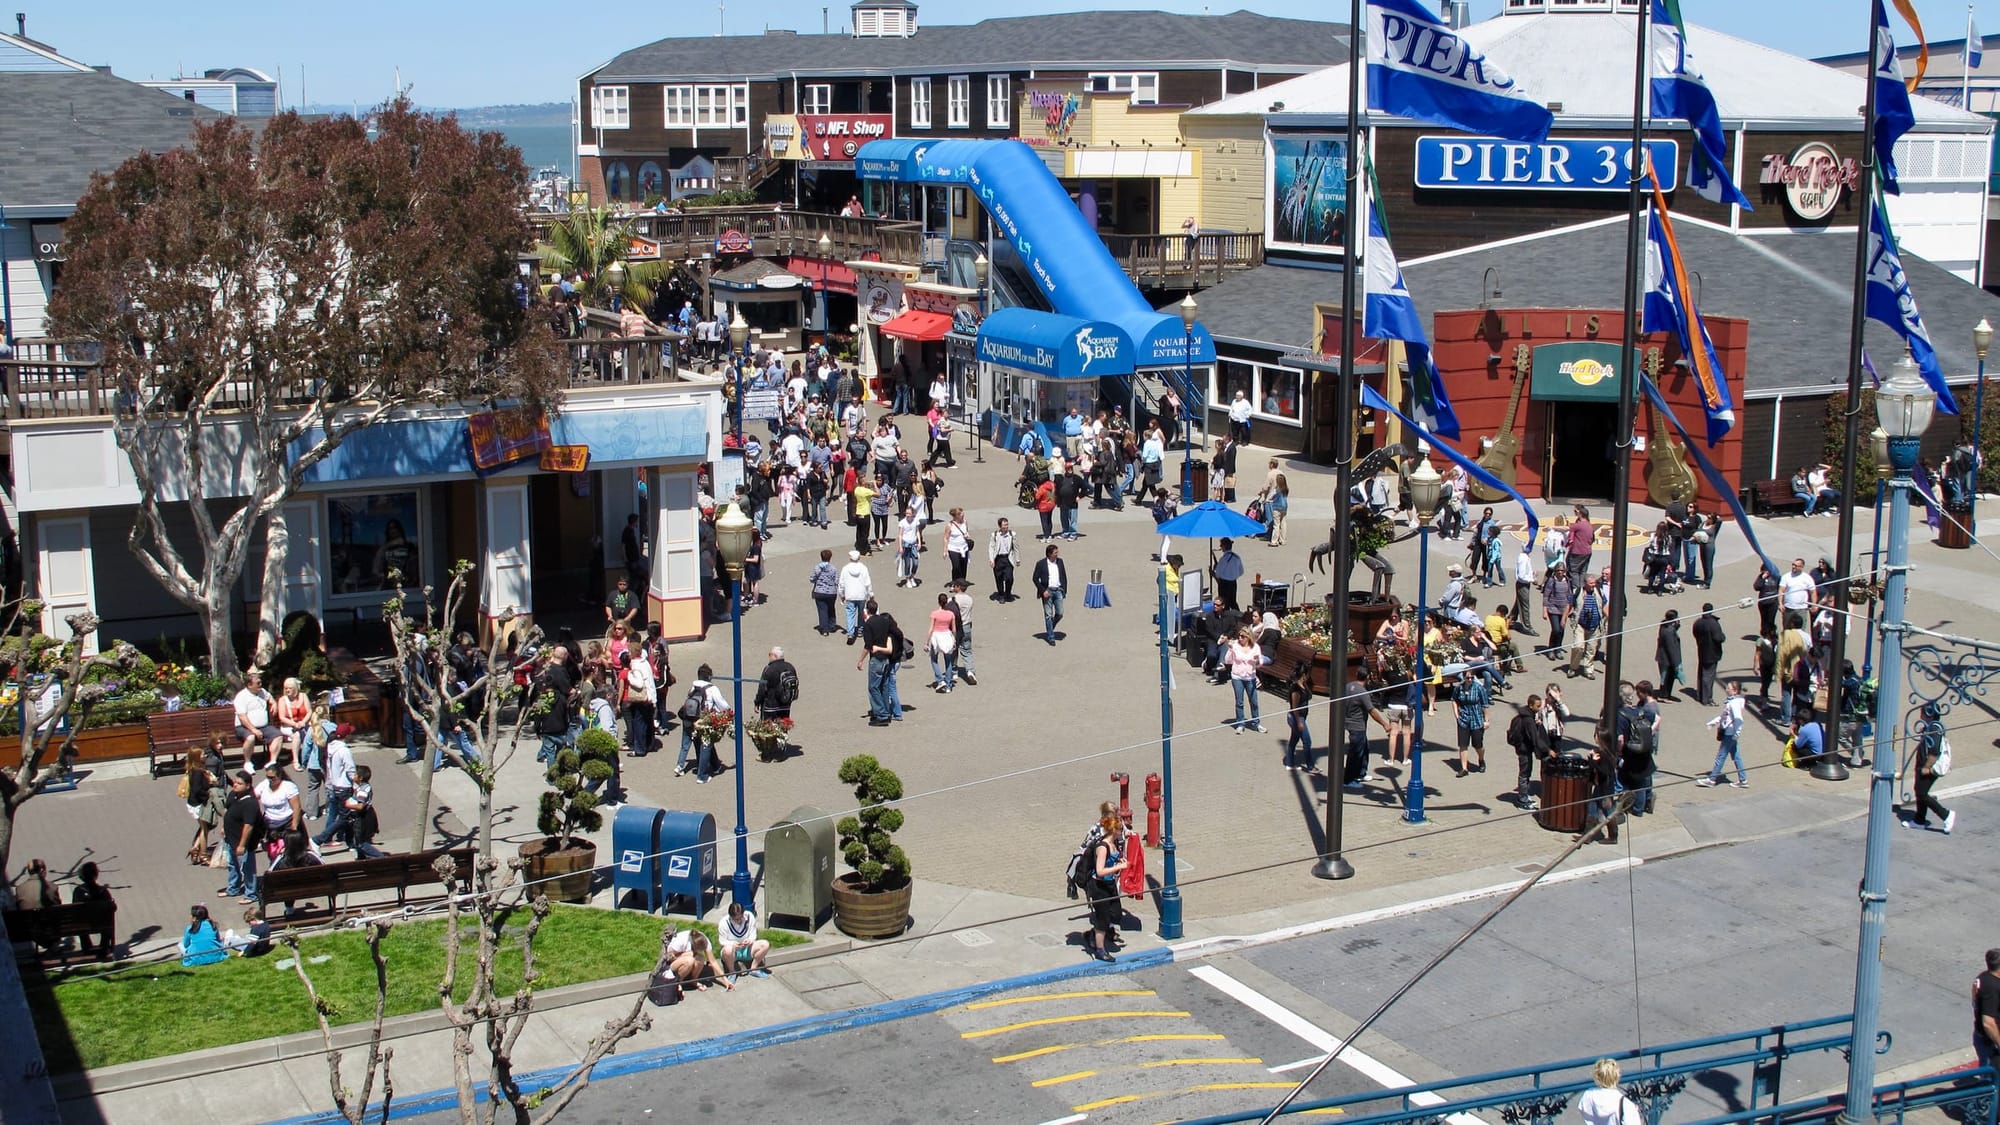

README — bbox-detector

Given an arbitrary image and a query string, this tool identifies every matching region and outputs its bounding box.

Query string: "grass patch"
[27,906,808,1072]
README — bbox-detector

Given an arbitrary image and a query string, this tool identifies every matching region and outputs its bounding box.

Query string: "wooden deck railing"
[536,206,925,267]
[1102,232,1264,287]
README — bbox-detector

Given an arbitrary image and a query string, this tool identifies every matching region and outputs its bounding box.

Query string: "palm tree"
[535,207,665,309]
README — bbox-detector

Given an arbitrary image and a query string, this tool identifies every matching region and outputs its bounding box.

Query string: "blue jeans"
[437,727,481,770]
[809,496,828,526]
[1042,589,1066,640]
[1682,540,1699,579]
[314,788,353,846]
[753,501,769,536]
[1284,714,1314,768]
[868,655,898,721]
[1707,733,1745,783]
[1060,506,1079,537]
[227,844,259,899]
[845,599,866,638]
[930,647,957,689]
[815,594,837,633]
[900,541,919,581]
[538,730,572,764]
[402,710,426,760]
[1795,487,1818,515]
[1232,676,1261,728]
[1119,461,1137,496]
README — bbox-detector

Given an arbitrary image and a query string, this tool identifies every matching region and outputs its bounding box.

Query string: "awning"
[976,308,1134,380]
[879,309,953,342]
[1113,312,1217,368]
[856,138,932,181]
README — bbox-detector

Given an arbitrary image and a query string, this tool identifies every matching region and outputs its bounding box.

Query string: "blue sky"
[25,0,1997,109]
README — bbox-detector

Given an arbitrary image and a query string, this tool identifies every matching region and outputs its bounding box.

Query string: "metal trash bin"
[377,681,405,750]
[611,806,665,913]
[658,809,718,918]
[763,805,835,932]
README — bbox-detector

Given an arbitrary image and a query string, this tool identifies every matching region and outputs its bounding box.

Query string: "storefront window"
[1219,360,1255,409]
[1211,359,1303,426]
[328,492,421,597]
[1262,368,1301,420]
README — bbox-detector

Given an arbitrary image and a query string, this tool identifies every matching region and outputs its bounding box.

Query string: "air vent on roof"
[766,28,797,35]
[167,105,194,117]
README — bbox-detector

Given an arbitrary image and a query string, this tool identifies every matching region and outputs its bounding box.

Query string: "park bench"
[260,847,475,921]
[3,900,116,964]
[145,705,241,778]
[1745,479,1809,518]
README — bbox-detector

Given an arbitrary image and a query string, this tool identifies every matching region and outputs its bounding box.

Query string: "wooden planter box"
[0,721,152,770]
[1263,637,1330,696]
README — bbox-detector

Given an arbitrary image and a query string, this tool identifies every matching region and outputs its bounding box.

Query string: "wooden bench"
[145,705,241,778]
[1745,479,1809,518]
[3,901,116,963]
[260,847,475,921]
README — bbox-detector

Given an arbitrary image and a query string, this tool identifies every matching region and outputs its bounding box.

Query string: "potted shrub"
[519,726,618,903]
[746,714,793,761]
[831,754,912,939]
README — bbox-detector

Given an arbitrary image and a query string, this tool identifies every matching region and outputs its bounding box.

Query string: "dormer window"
[852,1,917,38]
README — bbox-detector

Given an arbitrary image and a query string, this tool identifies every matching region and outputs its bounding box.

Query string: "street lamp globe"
[818,232,833,256]
[973,252,990,287]
[604,259,627,294]
[1179,292,1198,330]
[729,308,750,352]
[715,501,754,577]
[1871,426,1891,480]
[1877,351,1936,443]
[1976,317,1993,360]
[1408,458,1444,525]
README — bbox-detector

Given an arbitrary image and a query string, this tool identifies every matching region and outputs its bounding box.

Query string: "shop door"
[1544,401,1619,500]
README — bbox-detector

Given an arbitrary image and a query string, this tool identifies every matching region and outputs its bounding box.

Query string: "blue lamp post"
[729,308,750,450]
[1403,457,1443,826]
[1155,568,1183,937]
[714,500,756,909]
[1972,318,1992,532]
[606,259,626,314]
[1842,352,1934,1123]
[1179,294,1198,503]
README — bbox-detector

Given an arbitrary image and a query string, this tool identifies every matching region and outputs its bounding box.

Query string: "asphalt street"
[412,787,1996,1125]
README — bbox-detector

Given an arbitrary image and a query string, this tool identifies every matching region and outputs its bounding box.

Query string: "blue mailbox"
[611,805,665,913]
[658,809,718,918]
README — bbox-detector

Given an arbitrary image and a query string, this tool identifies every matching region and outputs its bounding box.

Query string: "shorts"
[1087,883,1123,929]
[237,723,281,744]
[1456,726,1485,751]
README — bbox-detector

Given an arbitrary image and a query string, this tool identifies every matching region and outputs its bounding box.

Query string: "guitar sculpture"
[1469,343,1528,502]
[1642,347,1699,507]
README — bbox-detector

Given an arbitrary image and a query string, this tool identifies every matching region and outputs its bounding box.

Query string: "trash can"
[763,805,835,932]
[657,809,718,918]
[1187,462,1210,503]
[377,681,405,750]
[1537,754,1592,834]
[611,805,665,913]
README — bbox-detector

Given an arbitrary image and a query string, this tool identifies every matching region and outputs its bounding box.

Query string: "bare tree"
[0,610,142,876]
[288,922,396,1125]
[49,99,566,677]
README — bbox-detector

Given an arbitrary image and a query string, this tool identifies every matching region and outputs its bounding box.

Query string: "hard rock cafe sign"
[1759,142,1861,222]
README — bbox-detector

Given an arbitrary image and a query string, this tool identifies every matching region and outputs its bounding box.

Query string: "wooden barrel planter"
[1318,592,1397,678]
[831,873,912,940]
[518,838,598,904]
[1939,514,1973,549]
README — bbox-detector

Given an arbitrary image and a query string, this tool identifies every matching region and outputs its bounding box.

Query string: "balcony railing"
[540,206,926,268]
[1102,232,1264,288]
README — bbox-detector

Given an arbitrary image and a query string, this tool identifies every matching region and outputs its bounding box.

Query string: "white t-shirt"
[668,929,693,956]
[780,433,806,469]
[899,515,922,546]
[235,687,272,729]
[254,779,300,828]
[1778,571,1815,610]
[1576,1087,1642,1125]
[1229,396,1253,424]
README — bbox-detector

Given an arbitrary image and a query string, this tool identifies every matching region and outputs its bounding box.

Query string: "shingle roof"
[1193,9,1987,130]
[1174,221,2000,398]
[0,70,226,212]
[593,10,1351,82]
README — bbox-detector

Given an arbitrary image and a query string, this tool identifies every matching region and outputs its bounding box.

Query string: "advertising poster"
[1269,135,1350,255]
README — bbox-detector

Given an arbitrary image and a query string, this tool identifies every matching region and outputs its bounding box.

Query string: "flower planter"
[518,837,598,904]
[0,721,152,770]
[830,872,912,940]
[751,732,787,761]
[1939,514,1973,550]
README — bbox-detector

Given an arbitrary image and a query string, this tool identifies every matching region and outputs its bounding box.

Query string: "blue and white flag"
[1642,185,1734,446]
[1362,193,1460,440]
[1366,0,1553,143]
[1864,201,1959,414]
[1638,374,1780,578]
[1650,0,1751,209]
[1360,383,1535,550]
[1872,0,1919,194]
[1969,16,1985,68]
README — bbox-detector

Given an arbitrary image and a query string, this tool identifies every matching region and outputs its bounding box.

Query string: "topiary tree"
[834,754,910,892]
[538,727,619,848]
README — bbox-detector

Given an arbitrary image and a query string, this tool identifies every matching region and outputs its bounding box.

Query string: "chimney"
[14,13,24,38]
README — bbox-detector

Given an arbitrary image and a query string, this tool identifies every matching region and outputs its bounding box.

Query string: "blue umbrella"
[1156,500,1266,540]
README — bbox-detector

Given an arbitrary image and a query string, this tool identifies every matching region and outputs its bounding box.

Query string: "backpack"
[773,666,800,706]
[1935,735,1953,776]
[1063,826,1105,899]
[679,685,708,722]
[1620,708,1656,758]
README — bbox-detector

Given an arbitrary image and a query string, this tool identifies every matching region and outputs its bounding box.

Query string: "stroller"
[1244,497,1269,540]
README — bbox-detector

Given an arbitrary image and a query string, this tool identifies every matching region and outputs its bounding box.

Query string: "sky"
[22,0,2000,109]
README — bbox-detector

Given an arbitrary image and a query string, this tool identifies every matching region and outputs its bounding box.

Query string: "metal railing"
[1103,231,1264,287]
[547,206,925,267]
[1687,1068,1997,1125]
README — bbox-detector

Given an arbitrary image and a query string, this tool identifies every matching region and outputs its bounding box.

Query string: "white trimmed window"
[664,86,692,127]
[986,75,1010,128]
[693,84,747,127]
[590,85,630,129]
[804,83,832,115]
[947,75,970,128]
[910,77,932,128]
[1209,359,1301,425]
[1088,72,1160,105]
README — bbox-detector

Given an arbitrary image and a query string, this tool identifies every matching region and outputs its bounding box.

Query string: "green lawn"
[27,906,808,1072]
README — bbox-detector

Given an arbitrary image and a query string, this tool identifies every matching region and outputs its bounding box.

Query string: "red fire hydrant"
[1144,773,1163,848]
[1110,772,1132,828]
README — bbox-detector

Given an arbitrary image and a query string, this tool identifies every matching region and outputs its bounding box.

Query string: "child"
[777,465,798,525]
[225,904,274,957]
[342,765,386,859]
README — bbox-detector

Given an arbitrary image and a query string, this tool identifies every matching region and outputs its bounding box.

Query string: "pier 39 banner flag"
[1366,0,1553,144]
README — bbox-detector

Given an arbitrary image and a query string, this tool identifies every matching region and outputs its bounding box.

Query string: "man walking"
[859,601,904,727]
[1340,678,1389,791]
[1697,681,1748,788]
[838,550,873,642]
[1974,950,2000,1073]
[1563,506,1595,582]
[1692,603,1726,705]
[1212,538,1245,611]
[989,517,1020,602]
[948,579,978,686]
[1033,543,1069,645]
[1511,547,1537,635]
[1509,693,1554,810]
[1055,463,1085,540]
[1542,565,1574,658]
[1568,575,1605,679]
[754,646,799,727]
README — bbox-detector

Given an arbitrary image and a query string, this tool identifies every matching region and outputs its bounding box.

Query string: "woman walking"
[1225,627,1266,733]
[1264,471,1290,547]
[1083,813,1130,963]
[184,755,219,864]
[1283,666,1315,772]
[1903,702,1956,832]
[945,507,972,585]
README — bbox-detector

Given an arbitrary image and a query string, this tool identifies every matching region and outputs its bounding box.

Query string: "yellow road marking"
[965,989,1155,1011]
[993,1044,1077,1064]
[1188,1082,1301,1092]
[1032,1070,1098,1088]
[992,1031,1223,1065]
[1140,1058,1263,1068]
[1122,1033,1225,1043]
[1074,1095,1142,1112]
[962,1011,1190,1039]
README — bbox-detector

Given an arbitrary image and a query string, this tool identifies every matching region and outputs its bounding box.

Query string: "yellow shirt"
[1165,567,1182,597]
[1484,613,1510,645]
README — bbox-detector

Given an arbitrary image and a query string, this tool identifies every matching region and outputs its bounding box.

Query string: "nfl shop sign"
[796,114,894,161]
[1760,142,1860,221]
[1414,136,1680,193]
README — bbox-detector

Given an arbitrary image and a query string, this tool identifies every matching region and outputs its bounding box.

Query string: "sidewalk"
[20,434,2000,1123]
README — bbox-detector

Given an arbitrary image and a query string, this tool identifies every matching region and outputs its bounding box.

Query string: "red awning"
[878,310,952,342]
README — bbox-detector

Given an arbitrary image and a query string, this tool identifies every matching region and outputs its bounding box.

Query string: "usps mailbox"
[657,809,718,918]
[610,805,665,913]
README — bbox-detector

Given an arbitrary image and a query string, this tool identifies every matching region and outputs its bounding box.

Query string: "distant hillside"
[297,101,569,127]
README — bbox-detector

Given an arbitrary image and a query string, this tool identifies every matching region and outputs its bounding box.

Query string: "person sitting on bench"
[233,670,283,769]
[69,861,116,961]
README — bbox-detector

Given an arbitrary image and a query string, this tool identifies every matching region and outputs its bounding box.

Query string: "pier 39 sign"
[1414,136,1679,193]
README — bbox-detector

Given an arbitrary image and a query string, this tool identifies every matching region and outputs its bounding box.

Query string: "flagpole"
[1828,7,1884,795]
[1314,0,1363,883]
[1965,3,1974,109]
[1603,0,1651,727]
